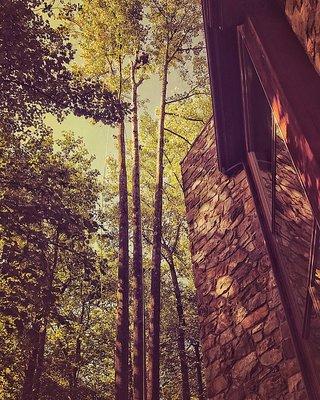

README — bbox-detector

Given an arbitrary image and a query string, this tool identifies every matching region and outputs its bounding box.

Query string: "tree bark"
[21,231,60,400]
[21,322,41,400]
[131,68,145,400]
[147,48,169,400]
[69,336,81,400]
[167,254,191,400]
[193,341,205,400]
[31,323,47,399]
[69,299,85,400]
[115,120,130,400]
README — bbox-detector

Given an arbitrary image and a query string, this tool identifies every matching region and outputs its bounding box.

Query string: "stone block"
[264,312,279,336]
[258,374,287,398]
[283,338,295,359]
[259,348,283,366]
[257,337,275,356]
[247,292,267,313]
[227,386,246,400]
[281,358,300,379]
[288,372,304,393]
[212,375,228,395]
[232,352,258,381]
[234,333,254,360]
[241,305,269,330]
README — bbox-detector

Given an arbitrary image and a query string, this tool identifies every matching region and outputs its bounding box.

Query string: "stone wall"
[285,0,320,73]
[181,120,306,399]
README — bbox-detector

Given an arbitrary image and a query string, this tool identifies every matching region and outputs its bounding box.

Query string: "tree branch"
[164,128,192,146]
[177,46,205,53]
[165,112,205,124]
[165,91,206,105]
[163,150,183,191]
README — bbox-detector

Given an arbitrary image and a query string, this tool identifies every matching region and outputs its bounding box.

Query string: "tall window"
[240,44,275,229]
[239,35,320,367]
[303,222,320,338]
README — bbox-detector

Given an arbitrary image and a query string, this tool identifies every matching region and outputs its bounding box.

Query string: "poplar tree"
[131,51,149,400]
[70,2,147,398]
[146,1,203,398]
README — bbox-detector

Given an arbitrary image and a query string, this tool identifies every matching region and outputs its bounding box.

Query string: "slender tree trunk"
[69,299,85,400]
[69,336,81,400]
[193,341,205,400]
[33,232,60,398]
[21,231,60,400]
[115,120,130,400]
[21,323,41,400]
[131,71,145,400]
[147,48,169,400]
[167,254,191,400]
[32,322,47,399]
[129,338,134,400]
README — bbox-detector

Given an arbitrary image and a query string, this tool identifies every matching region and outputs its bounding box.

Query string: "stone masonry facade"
[285,0,320,73]
[181,120,307,399]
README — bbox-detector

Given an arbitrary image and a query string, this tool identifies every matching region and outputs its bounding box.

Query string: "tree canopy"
[0,1,212,399]
[0,0,126,132]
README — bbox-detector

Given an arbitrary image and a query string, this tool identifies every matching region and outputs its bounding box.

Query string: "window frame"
[303,220,320,338]
[238,36,276,231]
[237,13,320,399]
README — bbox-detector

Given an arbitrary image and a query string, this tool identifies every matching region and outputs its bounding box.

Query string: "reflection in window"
[275,129,313,327]
[303,222,320,371]
[303,223,320,336]
[243,48,274,225]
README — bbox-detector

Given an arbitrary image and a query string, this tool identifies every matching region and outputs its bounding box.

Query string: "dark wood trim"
[201,0,286,175]
[201,0,246,175]
[247,152,272,226]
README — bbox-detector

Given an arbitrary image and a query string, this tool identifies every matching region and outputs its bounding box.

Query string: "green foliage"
[0,128,111,398]
[68,0,148,95]
[0,0,126,132]
[0,0,211,398]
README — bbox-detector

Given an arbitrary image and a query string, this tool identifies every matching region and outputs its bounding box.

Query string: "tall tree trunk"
[21,231,60,400]
[32,323,47,399]
[69,299,85,400]
[131,70,145,400]
[167,254,191,400]
[147,48,169,400]
[115,120,130,400]
[69,336,81,400]
[129,337,134,400]
[193,340,205,400]
[33,231,60,398]
[21,323,41,400]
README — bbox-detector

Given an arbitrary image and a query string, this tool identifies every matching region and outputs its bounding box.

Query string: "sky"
[46,2,196,175]
[47,72,188,174]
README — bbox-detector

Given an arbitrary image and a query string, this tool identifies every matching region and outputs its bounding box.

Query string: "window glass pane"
[245,50,273,218]
[309,233,320,370]
[250,65,273,167]
[275,127,313,327]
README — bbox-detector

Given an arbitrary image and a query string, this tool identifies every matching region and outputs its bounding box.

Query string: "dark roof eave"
[202,0,246,176]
